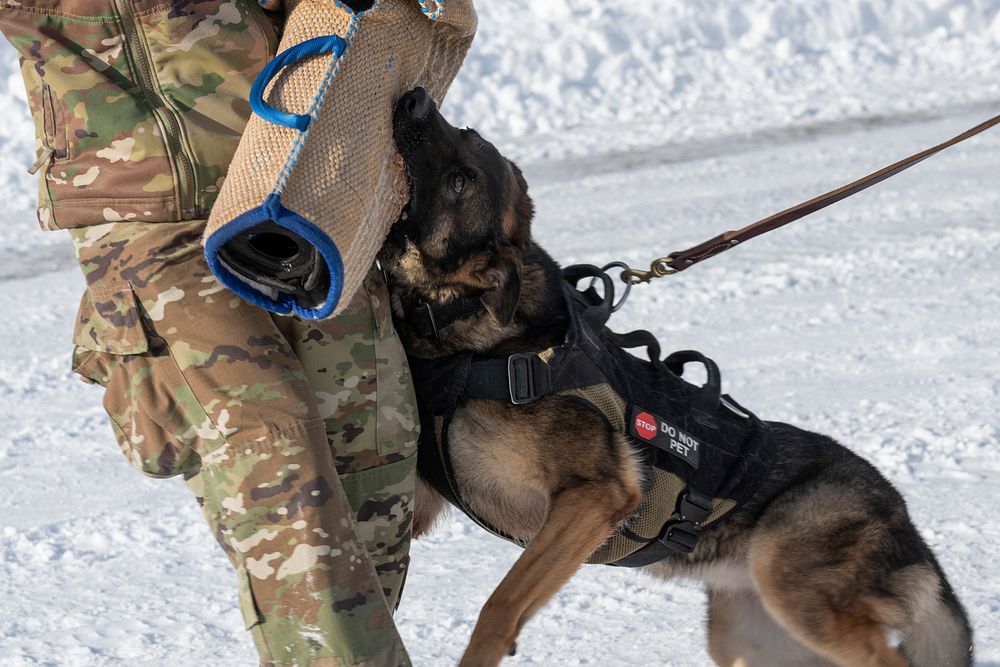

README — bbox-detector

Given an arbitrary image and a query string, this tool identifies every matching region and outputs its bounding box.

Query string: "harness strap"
[612,487,730,567]
[463,354,547,404]
[418,416,462,508]
[419,414,530,546]
[402,297,483,341]
[463,348,607,405]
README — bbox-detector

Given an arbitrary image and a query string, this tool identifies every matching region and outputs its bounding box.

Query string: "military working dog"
[380,87,973,667]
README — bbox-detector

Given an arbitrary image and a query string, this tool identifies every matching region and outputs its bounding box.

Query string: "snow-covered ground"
[1,2,999,665]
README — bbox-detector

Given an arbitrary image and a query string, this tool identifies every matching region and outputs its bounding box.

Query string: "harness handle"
[664,350,722,419]
[562,264,615,330]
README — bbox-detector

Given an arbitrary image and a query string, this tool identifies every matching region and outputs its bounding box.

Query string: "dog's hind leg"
[897,560,973,667]
[747,511,919,667]
[458,479,641,667]
[707,589,838,667]
[749,565,912,666]
[746,482,973,667]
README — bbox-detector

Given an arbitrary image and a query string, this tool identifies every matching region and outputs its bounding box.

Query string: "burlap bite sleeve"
[204,0,476,319]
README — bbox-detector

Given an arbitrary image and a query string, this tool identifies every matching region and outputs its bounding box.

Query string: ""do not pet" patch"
[629,407,701,469]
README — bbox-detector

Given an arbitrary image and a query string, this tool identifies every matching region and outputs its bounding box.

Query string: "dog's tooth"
[401,211,409,221]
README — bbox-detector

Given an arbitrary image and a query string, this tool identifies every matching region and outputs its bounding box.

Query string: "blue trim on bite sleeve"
[204,194,345,319]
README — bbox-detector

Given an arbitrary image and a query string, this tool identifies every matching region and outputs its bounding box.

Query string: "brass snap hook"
[621,257,677,285]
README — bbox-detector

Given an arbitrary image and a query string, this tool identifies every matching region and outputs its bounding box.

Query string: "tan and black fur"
[381,88,973,667]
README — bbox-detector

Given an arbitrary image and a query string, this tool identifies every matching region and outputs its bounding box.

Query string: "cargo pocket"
[236,565,264,631]
[364,272,420,462]
[339,456,415,612]
[71,284,202,479]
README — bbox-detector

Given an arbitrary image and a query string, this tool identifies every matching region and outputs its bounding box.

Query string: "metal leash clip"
[588,261,634,312]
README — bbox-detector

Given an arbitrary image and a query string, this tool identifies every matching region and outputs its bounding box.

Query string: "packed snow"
[1,1,998,665]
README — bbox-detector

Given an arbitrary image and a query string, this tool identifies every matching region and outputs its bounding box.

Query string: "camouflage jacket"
[0,0,280,230]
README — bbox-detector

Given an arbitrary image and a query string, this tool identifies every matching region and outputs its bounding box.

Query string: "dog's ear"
[506,160,534,248]
[479,246,523,327]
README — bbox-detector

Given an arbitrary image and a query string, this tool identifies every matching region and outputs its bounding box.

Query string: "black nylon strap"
[461,358,510,399]
[463,349,607,404]
[463,355,552,402]
[400,296,483,342]
[612,488,720,567]
[416,417,527,546]
[416,419,463,509]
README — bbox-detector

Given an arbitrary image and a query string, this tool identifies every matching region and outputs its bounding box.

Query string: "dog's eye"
[452,173,466,195]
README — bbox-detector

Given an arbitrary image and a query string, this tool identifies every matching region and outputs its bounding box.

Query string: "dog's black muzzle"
[393,87,458,170]
[393,87,432,163]
[400,86,433,121]
[391,86,458,244]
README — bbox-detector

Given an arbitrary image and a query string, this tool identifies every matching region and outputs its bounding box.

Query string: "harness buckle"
[678,488,713,524]
[660,524,699,553]
[658,488,714,554]
[508,353,540,405]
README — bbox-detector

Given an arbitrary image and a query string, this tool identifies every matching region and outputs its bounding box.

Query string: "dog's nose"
[401,87,432,121]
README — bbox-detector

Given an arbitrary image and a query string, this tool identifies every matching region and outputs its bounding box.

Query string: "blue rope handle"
[250,34,348,131]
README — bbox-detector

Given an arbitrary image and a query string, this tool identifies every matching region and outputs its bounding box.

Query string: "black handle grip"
[664,350,722,418]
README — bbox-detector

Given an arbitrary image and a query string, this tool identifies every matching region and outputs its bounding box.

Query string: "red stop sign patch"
[633,411,658,440]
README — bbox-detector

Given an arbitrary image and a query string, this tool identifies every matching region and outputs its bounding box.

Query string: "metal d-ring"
[587,261,633,313]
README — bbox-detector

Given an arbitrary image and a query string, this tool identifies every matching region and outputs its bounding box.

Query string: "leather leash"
[621,112,1000,284]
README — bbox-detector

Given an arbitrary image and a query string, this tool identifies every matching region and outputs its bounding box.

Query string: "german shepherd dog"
[381,87,973,667]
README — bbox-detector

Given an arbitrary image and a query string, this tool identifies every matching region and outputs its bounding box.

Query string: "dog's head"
[384,87,534,337]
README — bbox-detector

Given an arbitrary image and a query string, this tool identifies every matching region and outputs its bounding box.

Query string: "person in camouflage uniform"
[1,2,419,665]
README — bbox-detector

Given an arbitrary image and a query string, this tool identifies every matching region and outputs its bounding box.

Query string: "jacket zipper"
[27,149,53,175]
[113,0,197,218]
[40,82,68,161]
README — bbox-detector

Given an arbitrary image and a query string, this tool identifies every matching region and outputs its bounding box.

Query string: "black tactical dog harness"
[407,265,774,567]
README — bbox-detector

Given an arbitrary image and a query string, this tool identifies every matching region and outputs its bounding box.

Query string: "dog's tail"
[898,557,973,667]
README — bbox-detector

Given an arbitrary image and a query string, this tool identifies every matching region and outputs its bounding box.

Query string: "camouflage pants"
[68,220,418,666]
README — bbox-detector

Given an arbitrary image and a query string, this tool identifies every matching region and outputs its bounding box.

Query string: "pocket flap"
[72,284,150,355]
[236,565,264,630]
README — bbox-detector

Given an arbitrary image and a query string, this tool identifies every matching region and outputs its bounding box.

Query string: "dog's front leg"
[458,480,641,667]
